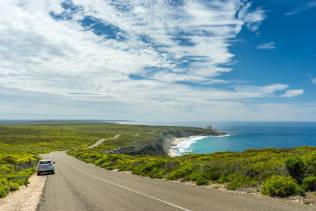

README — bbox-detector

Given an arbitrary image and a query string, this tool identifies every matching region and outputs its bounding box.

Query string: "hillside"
[1,122,316,202]
[0,122,220,198]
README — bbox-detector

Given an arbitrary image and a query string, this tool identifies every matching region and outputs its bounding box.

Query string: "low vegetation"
[261,176,303,197]
[1,122,316,199]
[0,153,38,197]
[69,147,316,198]
[0,123,156,153]
[0,123,215,154]
[0,122,215,197]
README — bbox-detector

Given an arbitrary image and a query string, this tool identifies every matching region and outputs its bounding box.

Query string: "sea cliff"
[110,127,225,156]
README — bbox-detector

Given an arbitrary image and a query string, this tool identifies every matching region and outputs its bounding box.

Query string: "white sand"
[168,137,187,157]
[0,174,46,211]
[168,136,206,157]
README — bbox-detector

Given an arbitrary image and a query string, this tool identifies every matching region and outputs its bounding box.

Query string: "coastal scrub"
[69,147,316,197]
[0,153,38,198]
[261,176,303,197]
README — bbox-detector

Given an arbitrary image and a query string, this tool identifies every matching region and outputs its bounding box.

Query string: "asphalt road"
[37,151,315,211]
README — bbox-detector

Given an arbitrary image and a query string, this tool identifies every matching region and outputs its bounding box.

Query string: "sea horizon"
[1,119,316,125]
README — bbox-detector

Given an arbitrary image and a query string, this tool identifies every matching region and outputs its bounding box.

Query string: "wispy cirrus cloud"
[256,42,276,50]
[285,0,316,16]
[281,89,304,98]
[0,0,306,120]
[312,78,316,85]
[237,2,265,32]
[0,0,266,96]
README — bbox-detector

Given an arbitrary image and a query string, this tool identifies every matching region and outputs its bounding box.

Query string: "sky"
[0,0,315,121]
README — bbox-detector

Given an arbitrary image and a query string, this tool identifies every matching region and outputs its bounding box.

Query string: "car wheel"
[51,171,55,174]
[37,172,40,176]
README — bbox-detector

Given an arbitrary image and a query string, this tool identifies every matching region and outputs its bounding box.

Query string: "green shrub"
[0,185,10,198]
[226,174,256,190]
[196,177,209,186]
[94,158,106,166]
[70,146,316,198]
[131,160,165,177]
[148,167,164,179]
[2,155,16,164]
[201,163,222,181]
[9,182,19,191]
[183,172,209,185]
[243,166,261,178]
[226,181,242,190]
[164,160,179,172]
[261,176,303,197]
[166,164,193,180]
[301,176,316,191]
[303,153,316,176]
[286,157,306,183]
[0,178,10,198]
[0,153,36,198]
[217,175,229,184]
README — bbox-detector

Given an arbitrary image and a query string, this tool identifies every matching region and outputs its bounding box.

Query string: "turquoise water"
[189,122,316,154]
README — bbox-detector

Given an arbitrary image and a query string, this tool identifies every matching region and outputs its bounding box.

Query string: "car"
[37,160,55,175]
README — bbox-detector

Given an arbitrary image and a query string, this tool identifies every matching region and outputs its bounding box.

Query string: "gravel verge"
[0,174,47,211]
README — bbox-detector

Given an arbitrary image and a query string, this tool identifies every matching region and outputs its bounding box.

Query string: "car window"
[39,161,52,165]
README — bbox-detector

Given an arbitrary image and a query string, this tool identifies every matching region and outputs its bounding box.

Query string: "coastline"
[168,136,207,157]
[168,134,231,157]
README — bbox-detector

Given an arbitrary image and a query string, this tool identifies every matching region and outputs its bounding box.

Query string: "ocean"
[180,122,316,155]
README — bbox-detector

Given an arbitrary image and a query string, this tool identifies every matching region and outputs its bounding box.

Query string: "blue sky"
[0,0,315,121]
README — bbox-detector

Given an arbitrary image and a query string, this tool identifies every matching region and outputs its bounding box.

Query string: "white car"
[37,160,55,175]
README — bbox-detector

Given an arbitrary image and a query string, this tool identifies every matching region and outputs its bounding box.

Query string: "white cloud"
[281,89,304,98]
[237,2,265,32]
[256,42,276,50]
[1,88,315,121]
[0,0,266,98]
[1,0,310,121]
[285,0,316,16]
[312,78,316,85]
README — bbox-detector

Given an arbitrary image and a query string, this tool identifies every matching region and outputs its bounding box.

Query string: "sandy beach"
[168,136,207,157]
[168,137,186,157]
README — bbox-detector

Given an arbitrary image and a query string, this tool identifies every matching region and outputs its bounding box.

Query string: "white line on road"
[67,160,191,211]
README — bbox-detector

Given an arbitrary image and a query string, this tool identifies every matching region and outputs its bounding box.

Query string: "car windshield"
[39,161,52,165]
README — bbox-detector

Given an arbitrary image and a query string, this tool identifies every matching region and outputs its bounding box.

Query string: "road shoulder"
[0,174,46,211]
